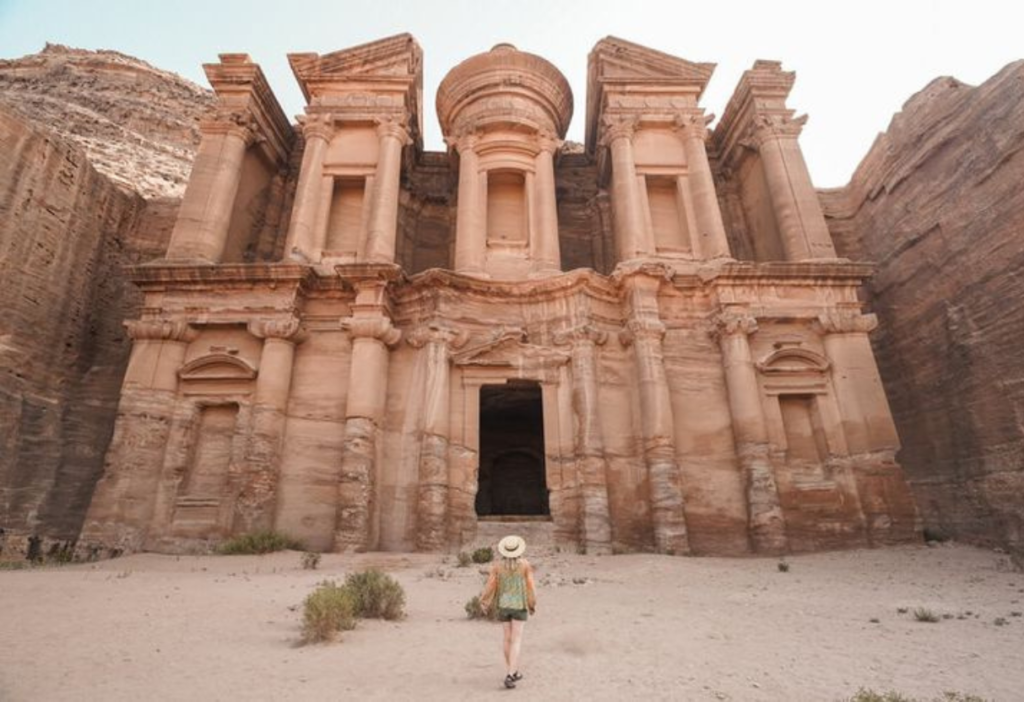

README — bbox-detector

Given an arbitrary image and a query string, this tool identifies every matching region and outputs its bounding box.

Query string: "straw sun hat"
[497,534,526,559]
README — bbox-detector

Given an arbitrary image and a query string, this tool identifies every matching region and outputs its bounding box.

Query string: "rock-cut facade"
[78,35,921,556]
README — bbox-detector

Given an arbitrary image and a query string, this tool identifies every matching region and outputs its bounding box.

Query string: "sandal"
[512,671,523,681]
[504,674,517,689]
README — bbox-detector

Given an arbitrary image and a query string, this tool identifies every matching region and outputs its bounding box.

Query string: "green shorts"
[498,608,528,622]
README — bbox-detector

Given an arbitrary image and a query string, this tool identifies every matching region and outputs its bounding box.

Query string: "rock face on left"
[0,45,213,559]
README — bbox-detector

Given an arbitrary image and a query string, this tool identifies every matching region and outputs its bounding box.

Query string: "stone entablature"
[77,36,920,558]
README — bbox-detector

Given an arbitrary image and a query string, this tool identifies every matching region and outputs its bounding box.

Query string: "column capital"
[674,111,715,141]
[374,114,412,145]
[124,319,198,343]
[536,130,563,155]
[711,311,759,340]
[341,315,402,347]
[619,318,666,347]
[813,309,878,335]
[297,112,335,142]
[553,323,609,348]
[599,115,638,147]
[247,317,308,343]
[199,110,258,145]
[445,129,480,155]
[741,113,808,150]
[406,321,470,350]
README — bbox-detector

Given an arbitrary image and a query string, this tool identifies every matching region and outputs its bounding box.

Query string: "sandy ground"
[0,544,1021,701]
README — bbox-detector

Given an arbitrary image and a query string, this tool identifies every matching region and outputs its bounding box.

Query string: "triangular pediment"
[289,33,422,100]
[589,36,715,87]
[453,329,569,370]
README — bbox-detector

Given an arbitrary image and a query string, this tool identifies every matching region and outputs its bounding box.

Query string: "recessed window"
[486,171,527,245]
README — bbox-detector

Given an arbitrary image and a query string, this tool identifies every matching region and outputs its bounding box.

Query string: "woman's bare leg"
[502,621,512,669]
[508,619,526,676]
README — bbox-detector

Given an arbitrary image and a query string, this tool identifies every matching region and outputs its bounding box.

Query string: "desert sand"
[0,544,1021,701]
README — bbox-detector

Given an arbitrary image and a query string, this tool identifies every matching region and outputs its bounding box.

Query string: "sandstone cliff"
[0,43,214,199]
[821,61,1024,558]
[0,46,213,556]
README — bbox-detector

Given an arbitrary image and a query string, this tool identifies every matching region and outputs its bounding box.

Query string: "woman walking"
[479,535,537,689]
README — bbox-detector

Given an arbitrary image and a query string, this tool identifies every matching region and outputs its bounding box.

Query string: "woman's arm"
[479,564,498,610]
[524,561,537,612]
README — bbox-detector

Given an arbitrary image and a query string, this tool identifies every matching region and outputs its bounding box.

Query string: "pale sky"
[1,0,1021,186]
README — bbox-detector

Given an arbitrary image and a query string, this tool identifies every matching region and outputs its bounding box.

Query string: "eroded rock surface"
[0,43,214,199]
[821,61,1024,557]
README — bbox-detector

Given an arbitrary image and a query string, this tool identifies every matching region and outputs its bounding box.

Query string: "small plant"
[471,547,494,564]
[456,551,472,568]
[896,607,909,614]
[216,530,303,555]
[913,607,940,623]
[777,560,790,573]
[869,618,880,624]
[465,595,497,621]
[301,552,322,570]
[344,568,406,620]
[301,580,357,643]
[846,689,915,702]
[993,617,1008,626]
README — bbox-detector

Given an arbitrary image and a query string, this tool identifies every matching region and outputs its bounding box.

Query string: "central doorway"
[475,380,549,517]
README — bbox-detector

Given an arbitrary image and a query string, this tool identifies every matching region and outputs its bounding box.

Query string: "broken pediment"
[589,36,715,86]
[288,33,423,102]
[586,36,716,151]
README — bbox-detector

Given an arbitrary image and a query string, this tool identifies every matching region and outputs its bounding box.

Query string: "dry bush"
[471,547,494,564]
[216,530,303,555]
[464,595,498,621]
[301,552,321,570]
[301,580,357,644]
[344,569,406,620]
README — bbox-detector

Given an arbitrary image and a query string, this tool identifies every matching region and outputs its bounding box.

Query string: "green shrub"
[215,530,303,555]
[301,552,322,570]
[471,547,494,564]
[344,568,406,620]
[301,580,357,643]
[913,607,940,623]
[465,595,497,621]
[456,551,472,568]
[845,691,987,702]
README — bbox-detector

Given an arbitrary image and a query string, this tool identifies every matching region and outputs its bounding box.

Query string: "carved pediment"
[453,328,569,370]
[756,347,830,375]
[178,353,257,382]
[289,33,423,101]
[589,36,715,86]
[587,36,715,151]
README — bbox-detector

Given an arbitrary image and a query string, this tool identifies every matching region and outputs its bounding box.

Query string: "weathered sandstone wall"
[821,62,1024,557]
[0,108,145,550]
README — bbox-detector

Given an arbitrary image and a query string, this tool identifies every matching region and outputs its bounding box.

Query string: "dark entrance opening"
[475,380,549,517]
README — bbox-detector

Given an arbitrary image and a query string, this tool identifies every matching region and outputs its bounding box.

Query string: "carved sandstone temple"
[78,35,919,556]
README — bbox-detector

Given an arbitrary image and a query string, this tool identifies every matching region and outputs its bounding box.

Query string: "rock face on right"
[821,62,1024,557]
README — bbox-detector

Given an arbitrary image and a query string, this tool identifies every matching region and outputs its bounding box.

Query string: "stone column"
[451,132,487,275]
[814,311,899,454]
[555,324,613,554]
[335,288,401,552]
[364,117,411,263]
[602,117,651,262]
[234,318,306,534]
[713,311,787,553]
[407,323,467,551]
[620,272,689,554]
[78,320,197,554]
[166,116,254,263]
[746,115,836,261]
[533,132,562,273]
[676,113,732,260]
[284,114,333,262]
